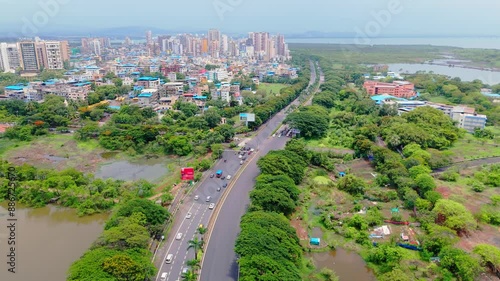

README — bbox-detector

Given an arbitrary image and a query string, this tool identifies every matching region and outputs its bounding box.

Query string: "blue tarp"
[310,238,320,245]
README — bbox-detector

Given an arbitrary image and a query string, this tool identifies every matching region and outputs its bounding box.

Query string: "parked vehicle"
[210,174,214,178]
[209,203,215,209]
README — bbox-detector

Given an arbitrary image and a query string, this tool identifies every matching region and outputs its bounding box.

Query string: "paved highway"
[154,147,243,281]
[199,61,320,281]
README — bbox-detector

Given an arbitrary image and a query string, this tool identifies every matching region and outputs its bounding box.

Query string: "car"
[248,151,252,155]
[238,154,242,159]
[250,148,254,152]
[226,175,231,180]
[182,267,189,274]
[210,174,214,178]
[176,233,183,240]
[209,203,215,209]
[223,183,227,188]
[206,196,211,202]
[161,272,168,281]
[166,254,173,264]
[217,187,221,192]
[242,156,247,160]
[240,160,243,165]
[186,212,192,219]
[194,195,199,200]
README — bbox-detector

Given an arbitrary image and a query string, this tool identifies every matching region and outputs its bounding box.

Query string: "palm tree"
[187,237,204,260]
[197,226,207,236]
[187,259,201,271]
[181,270,198,281]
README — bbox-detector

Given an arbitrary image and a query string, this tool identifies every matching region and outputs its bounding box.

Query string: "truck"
[216,170,223,178]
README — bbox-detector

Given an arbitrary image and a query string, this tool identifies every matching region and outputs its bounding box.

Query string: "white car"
[176,233,183,240]
[182,267,189,274]
[185,212,192,219]
[226,175,231,180]
[194,195,199,200]
[238,154,242,159]
[209,203,215,209]
[250,148,254,152]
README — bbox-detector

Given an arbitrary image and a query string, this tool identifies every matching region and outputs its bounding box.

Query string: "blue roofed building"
[137,76,161,89]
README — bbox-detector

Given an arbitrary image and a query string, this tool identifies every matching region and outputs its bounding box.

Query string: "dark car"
[217,187,221,192]
[223,183,227,188]
[242,156,247,160]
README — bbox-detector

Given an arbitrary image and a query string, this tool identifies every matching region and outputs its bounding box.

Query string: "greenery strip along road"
[199,60,321,281]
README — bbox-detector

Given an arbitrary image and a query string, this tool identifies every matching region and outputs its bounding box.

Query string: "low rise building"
[452,113,487,133]
[363,80,416,98]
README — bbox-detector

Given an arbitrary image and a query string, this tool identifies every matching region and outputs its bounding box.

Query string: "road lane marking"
[155,202,196,281]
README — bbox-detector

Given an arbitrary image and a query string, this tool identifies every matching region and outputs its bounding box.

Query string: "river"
[388,63,500,85]
[288,36,500,49]
[0,203,109,281]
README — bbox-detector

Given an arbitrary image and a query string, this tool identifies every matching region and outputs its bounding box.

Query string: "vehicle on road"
[186,212,192,219]
[226,175,231,180]
[242,156,247,160]
[250,148,254,152]
[217,187,221,192]
[182,267,189,274]
[223,183,227,188]
[166,254,173,263]
[210,174,214,178]
[176,233,183,240]
[248,151,252,155]
[194,195,199,200]
[209,203,215,209]
[238,154,242,159]
[161,272,168,281]
[240,160,243,165]
[206,196,211,202]
[215,170,223,178]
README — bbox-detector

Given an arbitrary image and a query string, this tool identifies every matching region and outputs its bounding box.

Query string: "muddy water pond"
[0,202,108,281]
[94,156,169,182]
[306,248,376,281]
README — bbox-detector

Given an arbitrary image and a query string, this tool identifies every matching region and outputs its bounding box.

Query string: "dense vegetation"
[275,48,500,281]
[68,199,169,280]
[0,161,160,215]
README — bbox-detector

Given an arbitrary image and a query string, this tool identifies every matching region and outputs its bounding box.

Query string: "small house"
[309,237,320,246]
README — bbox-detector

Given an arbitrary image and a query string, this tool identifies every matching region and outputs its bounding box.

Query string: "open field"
[448,133,500,162]
[257,83,287,95]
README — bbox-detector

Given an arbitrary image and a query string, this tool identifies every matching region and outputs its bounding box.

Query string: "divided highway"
[199,61,320,281]
[154,60,319,281]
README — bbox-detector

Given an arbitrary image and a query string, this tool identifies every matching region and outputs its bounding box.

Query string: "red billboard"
[181,167,195,181]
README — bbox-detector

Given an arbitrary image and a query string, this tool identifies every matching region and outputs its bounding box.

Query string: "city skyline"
[1,0,500,37]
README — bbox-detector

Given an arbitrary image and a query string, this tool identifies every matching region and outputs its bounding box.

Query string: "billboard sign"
[239,113,255,122]
[181,167,195,181]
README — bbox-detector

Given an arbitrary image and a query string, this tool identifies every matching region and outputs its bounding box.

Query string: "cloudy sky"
[0,0,499,36]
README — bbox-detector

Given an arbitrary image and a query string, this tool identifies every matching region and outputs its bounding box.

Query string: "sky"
[0,0,499,37]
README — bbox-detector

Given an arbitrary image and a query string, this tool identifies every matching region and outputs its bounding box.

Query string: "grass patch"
[428,96,453,104]
[257,83,287,95]
[0,138,29,156]
[76,139,101,151]
[448,133,500,161]
[313,176,332,185]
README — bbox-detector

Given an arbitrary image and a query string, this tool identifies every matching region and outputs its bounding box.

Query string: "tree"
[414,174,436,196]
[166,136,193,156]
[473,244,500,275]
[336,174,367,196]
[181,269,198,281]
[433,199,477,234]
[285,109,329,138]
[187,236,204,260]
[238,255,301,281]
[421,224,458,255]
[439,247,482,281]
[102,254,144,281]
[203,108,222,128]
[250,188,296,216]
[187,259,201,270]
[377,268,411,281]
[257,150,307,184]
[214,124,235,142]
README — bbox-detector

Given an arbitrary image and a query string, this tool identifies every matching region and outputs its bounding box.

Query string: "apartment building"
[136,76,161,89]
[18,41,40,72]
[0,43,21,72]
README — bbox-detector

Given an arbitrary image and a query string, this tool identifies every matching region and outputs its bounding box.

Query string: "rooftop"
[138,76,160,81]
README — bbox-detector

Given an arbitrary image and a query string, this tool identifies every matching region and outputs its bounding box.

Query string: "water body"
[288,37,500,49]
[306,248,376,281]
[0,203,108,281]
[388,63,500,85]
[94,157,169,182]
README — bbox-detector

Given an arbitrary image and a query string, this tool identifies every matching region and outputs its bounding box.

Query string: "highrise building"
[18,41,40,72]
[0,43,20,72]
[146,30,153,45]
[277,34,286,56]
[221,34,229,54]
[44,41,66,69]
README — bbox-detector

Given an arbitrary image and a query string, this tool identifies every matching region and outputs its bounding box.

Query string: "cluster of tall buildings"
[144,29,290,61]
[81,37,111,56]
[0,38,70,73]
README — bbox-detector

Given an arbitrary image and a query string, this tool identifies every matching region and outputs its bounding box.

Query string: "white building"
[44,41,64,70]
[452,113,487,133]
[0,43,20,73]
